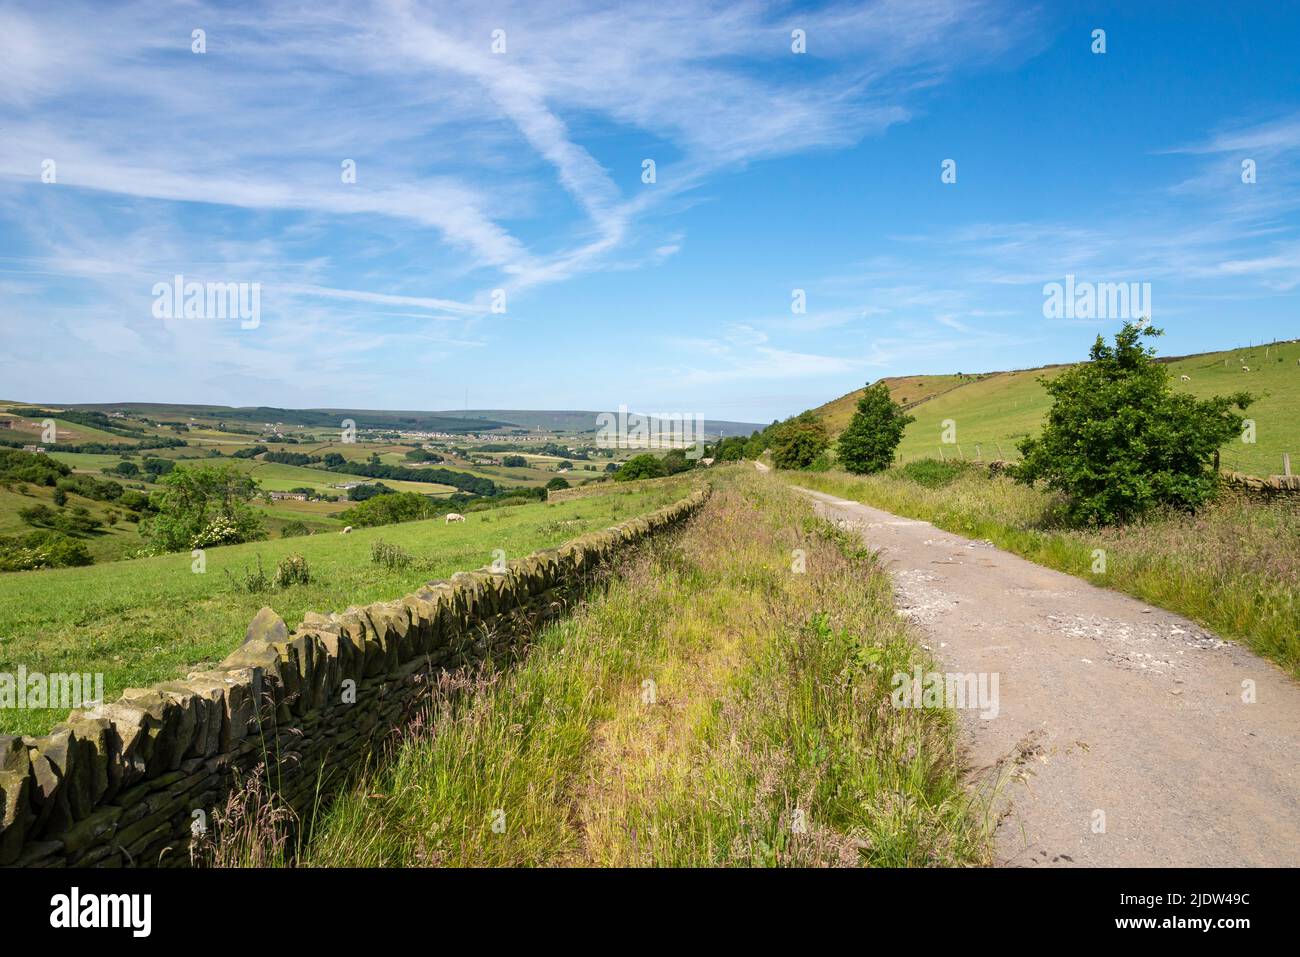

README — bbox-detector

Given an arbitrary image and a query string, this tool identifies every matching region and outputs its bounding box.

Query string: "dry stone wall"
[0,486,709,868]
[1221,470,1300,494]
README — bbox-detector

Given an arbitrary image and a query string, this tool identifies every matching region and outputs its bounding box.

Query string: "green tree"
[660,448,694,475]
[51,487,67,507]
[770,413,829,470]
[140,464,267,552]
[837,382,915,474]
[714,436,748,462]
[545,476,570,491]
[1015,322,1252,525]
[337,491,439,527]
[614,454,667,482]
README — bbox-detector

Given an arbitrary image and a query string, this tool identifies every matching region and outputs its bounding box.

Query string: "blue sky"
[1,0,1297,423]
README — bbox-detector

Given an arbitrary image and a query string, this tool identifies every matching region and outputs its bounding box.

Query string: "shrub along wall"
[0,487,709,868]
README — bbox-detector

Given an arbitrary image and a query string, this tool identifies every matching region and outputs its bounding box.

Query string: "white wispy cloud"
[0,0,1074,412]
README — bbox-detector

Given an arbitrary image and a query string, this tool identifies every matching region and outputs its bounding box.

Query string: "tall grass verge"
[282,468,989,867]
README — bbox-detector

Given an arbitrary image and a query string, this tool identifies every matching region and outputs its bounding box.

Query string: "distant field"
[0,478,700,737]
[2,415,129,445]
[230,459,459,497]
[47,451,134,472]
[817,340,1300,477]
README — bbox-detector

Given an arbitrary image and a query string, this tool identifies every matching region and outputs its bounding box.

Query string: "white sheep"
[445,512,465,523]
[341,526,353,534]
[1242,366,1250,372]
[1179,374,1190,381]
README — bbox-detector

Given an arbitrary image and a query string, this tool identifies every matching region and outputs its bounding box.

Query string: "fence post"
[1285,453,1292,477]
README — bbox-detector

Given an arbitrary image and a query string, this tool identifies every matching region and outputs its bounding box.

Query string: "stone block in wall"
[245,606,288,645]
[60,803,123,857]
[0,737,35,865]
[55,713,111,807]
[170,675,228,758]
[219,653,283,736]
[23,729,79,836]
[301,610,340,634]
[118,688,196,778]
[185,669,255,748]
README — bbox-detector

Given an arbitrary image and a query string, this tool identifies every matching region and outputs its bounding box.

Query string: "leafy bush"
[501,455,528,468]
[1015,323,1253,525]
[18,503,103,536]
[280,520,311,538]
[660,448,696,475]
[404,448,443,463]
[371,540,413,570]
[614,454,666,482]
[273,553,311,588]
[105,460,140,477]
[348,482,395,502]
[770,412,829,470]
[191,516,247,549]
[140,464,267,553]
[226,556,272,593]
[264,451,320,466]
[17,503,56,527]
[545,476,571,491]
[837,382,915,474]
[0,530,94,571]
[0,448,71,486]
[338,491,440,527]
[898,458,973,488]
[58,474,125,501]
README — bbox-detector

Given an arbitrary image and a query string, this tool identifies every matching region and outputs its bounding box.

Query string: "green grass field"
[0,479,698,737]
[817,340,1300,476]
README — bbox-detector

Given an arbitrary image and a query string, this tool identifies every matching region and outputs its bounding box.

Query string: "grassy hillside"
[818,340,1300,476]
[0,482,145,563]
[811,373,979,434]
[0,479,698,737]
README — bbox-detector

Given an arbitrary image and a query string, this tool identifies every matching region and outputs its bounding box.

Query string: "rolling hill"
[813,339,1300,477]
[49,403,766,439]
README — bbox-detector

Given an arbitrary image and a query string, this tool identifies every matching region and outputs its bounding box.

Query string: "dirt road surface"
[796,486,1300,867]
